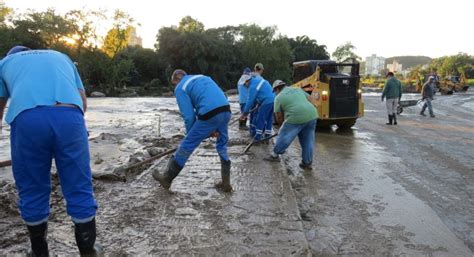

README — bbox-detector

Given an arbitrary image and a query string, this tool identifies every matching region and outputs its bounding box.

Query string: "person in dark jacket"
[381,72,402,125]
[153,69,233,192]
[420,76,436,118]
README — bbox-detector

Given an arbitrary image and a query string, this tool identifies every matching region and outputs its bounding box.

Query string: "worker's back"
[0,49,84,124]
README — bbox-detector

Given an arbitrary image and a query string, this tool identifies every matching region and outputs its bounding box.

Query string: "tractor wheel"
[336,119,357,130]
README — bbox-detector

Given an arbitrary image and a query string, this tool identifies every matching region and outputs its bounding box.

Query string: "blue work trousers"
[174,112,231,167]
[273,119,317,165]
[10,107,97,225]
[254,103,274,140]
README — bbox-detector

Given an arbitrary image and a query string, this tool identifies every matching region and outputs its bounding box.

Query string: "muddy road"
[0,93,473,256]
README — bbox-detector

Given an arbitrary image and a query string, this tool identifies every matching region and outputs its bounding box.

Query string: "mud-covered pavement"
[0,93,473,256]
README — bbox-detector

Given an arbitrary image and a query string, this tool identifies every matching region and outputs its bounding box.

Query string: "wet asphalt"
[0,92,473,256]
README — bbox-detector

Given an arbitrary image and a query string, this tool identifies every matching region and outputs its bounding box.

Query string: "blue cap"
[7,46,31,56]
[243,67,251,75]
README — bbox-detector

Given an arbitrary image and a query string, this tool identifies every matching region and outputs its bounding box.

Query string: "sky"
[4,0,474,59]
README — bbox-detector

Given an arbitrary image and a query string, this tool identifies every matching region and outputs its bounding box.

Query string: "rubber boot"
[215,159,232,192]
[26,222,49,257]
[152,156,183,190]
[386,115,393,125]
[393,114,398,125]
[74,218,103,257]
[238,118,247,129]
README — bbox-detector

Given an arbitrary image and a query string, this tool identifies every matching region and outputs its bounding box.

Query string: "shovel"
[0,160,12,168]
[241,133,279,154]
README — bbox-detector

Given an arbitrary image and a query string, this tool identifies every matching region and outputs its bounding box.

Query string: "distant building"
[127,27,143,47]
[365,54,385,76]
[387,60,403,73]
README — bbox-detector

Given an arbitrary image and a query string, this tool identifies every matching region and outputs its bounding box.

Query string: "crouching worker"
[153,70,232,192]
[264,80,318,170]
[0,46,102,256]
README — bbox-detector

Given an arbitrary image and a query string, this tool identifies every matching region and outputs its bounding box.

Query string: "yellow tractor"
[439,72,469,93]
[292,60,364,129]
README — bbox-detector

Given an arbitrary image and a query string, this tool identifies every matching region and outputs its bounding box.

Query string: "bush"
[467,79,474,86]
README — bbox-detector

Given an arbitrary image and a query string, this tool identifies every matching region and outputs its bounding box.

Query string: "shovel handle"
[0,160,12,168]
[124,148,177,171]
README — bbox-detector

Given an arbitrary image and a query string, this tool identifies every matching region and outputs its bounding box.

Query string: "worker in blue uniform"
[153,69,233,192]
[237,67,252,128]
[239,74,275,141]
[0,46,102,256]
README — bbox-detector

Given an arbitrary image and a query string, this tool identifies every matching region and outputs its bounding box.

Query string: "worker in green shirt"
[264,80,318,170]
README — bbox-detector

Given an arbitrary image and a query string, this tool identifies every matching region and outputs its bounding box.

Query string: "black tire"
[336,119,357,129]
[316,120,332,130]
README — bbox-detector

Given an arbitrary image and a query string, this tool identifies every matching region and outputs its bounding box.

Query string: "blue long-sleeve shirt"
[174,75,229,133]
[243,77,274,114]
[237,75,249,104]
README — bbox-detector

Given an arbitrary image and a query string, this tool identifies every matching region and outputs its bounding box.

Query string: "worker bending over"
[153,70,233,192]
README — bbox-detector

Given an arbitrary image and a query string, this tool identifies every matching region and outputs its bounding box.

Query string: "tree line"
[0,5,329,96]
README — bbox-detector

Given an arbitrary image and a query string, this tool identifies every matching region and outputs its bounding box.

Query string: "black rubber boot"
[26,222,49,257]
[215,159,232,192]
[238,118,247,129]
[393,114,398,125]
[74,218,103,257]
[152,156,183,190]
[386,115,393,125]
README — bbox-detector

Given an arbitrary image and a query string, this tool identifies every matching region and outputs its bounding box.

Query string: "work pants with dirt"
[253,103,274,141]
[10,106,98,225]
[273,119,317,165]
[174,111,231,167]
[420,98,434,116]
[386,98,399,115]
[249,106,258,136]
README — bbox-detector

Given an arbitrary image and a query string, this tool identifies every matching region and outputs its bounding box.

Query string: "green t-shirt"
[274,87,318,124]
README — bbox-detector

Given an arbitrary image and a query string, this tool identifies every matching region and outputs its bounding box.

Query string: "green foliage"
[332,42,360,62]
[178,16,204,33]
[1,4,330,96]
[385,56,431,69]
[0,0,12,25]
[102,10,135,58]
[467,79,474,86]
[428,53,474,78]
[287,35,329,62]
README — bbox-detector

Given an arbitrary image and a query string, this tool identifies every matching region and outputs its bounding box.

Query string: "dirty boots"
[152,156,183,190]
[215,159,233,192]
[26,222,49,257]
[238,118,247,129]
[74,218,103,257]
[386,115,393,125]
[393,114,398,125]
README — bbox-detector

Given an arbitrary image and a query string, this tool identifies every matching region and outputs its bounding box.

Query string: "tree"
[237,24,292,82]
[178,16,204,33]
[65,9,106,55]
[287,35,329,62]
[101,10,134,58]
[332,42,360,62]
[0,0,12,25]
[11,8,75,48]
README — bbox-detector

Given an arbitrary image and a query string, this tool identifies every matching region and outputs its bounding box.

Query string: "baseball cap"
[7,45,31,56]
[272,80,286,90]
[254,63,264,71]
